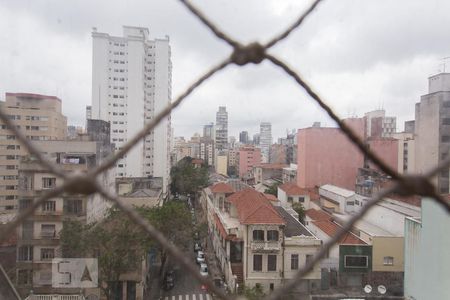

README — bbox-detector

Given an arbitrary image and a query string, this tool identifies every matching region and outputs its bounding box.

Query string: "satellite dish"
[378,285,387,294]
[364,284,372,294]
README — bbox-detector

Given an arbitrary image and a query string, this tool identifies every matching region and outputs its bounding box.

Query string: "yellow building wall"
[372,236,404,272]
[217,155,228,176]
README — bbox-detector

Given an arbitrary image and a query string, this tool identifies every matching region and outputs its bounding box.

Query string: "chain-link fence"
[1,1,450,299]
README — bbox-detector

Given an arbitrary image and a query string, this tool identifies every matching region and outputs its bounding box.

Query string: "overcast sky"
[1,0,449,141]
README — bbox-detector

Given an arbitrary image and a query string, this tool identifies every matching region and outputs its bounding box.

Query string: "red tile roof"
[228,189,285,225]
[210,182,234,194]
[264,193,278,202]
[305,209,333,221]
[279,182,308,196]
[312,220,366,245]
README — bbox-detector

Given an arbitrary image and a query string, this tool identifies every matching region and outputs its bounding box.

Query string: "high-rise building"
[239,131,249,144]
[15,120,114,297]
[238,145,262,178]
[259,122,272,163]
[415,72,450,193]
[364,109,396,138]
[203,122,214,139]
[91,26,172,193]
[253,133,260,145]
[215,106,228,150]
[0,93,67,212]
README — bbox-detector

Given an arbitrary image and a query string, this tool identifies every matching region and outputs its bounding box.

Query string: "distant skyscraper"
[91,26,172,193]
[253,133,260,145]
[215,106,228,150]
[260,122,272,163]
[415,72,450,193]
[203,122,214,139]
[239,131,249,144]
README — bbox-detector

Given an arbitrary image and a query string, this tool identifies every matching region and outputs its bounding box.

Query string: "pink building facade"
[367,138,399,172]
[238,146,262,178]
[297,118,365,190]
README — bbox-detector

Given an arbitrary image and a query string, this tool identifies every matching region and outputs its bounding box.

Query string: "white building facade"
[91,26,172,193]
[259,122,272,163]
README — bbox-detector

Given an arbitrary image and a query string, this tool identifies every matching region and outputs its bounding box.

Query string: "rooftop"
[275,206,312,237]
[210,182,234,194]
[279,182,309,196]
[312,220,366,245]
[305,209,333,221]
[228,189,285,225]
[320,184,355,198]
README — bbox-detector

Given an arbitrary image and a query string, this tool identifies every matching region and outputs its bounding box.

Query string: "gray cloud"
[0,0,448,140]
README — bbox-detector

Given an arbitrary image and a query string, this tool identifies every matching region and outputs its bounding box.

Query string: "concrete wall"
[297,120,364,190]
[368,138,398,172]
[404,198,450,300]
[371,236,403,272]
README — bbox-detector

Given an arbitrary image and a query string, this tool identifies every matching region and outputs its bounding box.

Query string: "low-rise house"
[116,177,163,208]
[253,163,288,185]
[278,182,312,209]
[305,209,367,271]
[203,186,321,294]
[319,184,356,213]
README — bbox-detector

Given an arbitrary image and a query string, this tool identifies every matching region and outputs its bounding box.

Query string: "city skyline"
[1,1,450,139]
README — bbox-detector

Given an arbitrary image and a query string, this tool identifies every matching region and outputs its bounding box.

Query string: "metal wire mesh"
[1,0,450,299]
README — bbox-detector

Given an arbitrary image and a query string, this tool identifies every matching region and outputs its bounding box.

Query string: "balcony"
[250,241,280,252]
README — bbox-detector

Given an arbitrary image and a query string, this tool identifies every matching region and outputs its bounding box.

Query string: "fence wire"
[0,0,449,299]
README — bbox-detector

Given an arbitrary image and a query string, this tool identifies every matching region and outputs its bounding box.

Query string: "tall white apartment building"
[215,106,228,150]
[91,26,172,193]
[260,122,272,163]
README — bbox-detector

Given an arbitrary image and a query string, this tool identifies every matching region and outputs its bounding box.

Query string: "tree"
[292,202,306,224]
[264,182,280,196]
[227,165,237,178]
[60,203,192,299]
[242,284,266,300]
[170,157,209,195]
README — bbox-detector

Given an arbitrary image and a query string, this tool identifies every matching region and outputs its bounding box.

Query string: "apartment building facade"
[201,185,321,294]
[415,72,450,193]
[0,93,67,212]
[238,146,262,179]
[91,26,171,193]
[215,106,228,151]
[15,132,114,298]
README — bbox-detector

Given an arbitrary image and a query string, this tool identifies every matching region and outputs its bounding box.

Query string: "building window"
[42,177,56,189]
[268,255,277,271]
[253,254,262,271]
[291,254,299,270]
[267,230,279,241]
[42,201,56,212]
[270,283,274,291]
[17,269,32,285]
[253,230,264,241]
[64,199,83,215]
[287,196,293,203]
[443,118,450,125]
[344,255,368,268]
[41,224,56,238]
[306,254,313,265]
[41,248,55,260]
[298,196,305,203]
[441,135,450,143]
[383,256,394,266]
[18,245,33,261]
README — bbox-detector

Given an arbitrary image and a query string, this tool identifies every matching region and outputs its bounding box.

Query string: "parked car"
[194,242,202,252]
[163,270,175,290]
[200,263,208,276]
[196,251,205,264]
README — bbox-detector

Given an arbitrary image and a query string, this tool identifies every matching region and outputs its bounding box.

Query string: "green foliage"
[170,156,209,195]
[60,203,192,300]
[264,182,280,196]
[242,283,266,300]
[292,202,306,224]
